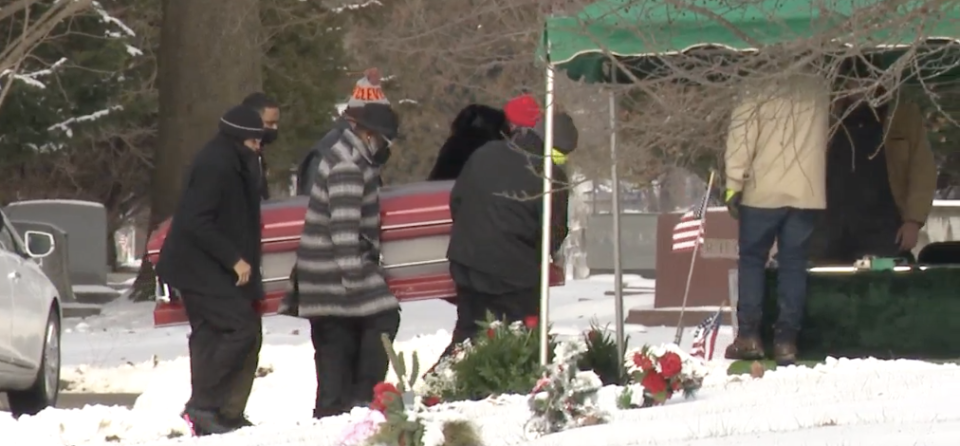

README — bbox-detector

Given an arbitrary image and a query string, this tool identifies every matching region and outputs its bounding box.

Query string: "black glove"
[360,235,382,264]
[725,190,742,220]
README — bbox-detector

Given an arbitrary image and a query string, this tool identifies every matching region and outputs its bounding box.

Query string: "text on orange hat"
[352,86,386,101]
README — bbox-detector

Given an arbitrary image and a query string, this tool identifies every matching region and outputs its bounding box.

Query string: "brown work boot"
[724,335,763,360]
[773,341,797,366]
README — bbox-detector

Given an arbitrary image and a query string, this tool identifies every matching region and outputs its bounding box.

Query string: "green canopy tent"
[545,0,960,83]
[532,0,960,363]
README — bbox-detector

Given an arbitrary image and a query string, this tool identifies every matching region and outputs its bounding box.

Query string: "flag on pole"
[671,185,710,252]
[690,307,723,360]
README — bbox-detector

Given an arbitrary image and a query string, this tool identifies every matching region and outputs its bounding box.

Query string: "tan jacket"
[725,74,831,209]
[882,99,936,225]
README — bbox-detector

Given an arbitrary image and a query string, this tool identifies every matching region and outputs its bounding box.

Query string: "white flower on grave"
[441,366,455,380]
[572,371,603,392]
[646,344,667,358]
[453,339,473,360]
[509,320,524,332]
[420,419,446,446]
[488,320,503,330]
[627,384,646,407]
[554,339,587,364]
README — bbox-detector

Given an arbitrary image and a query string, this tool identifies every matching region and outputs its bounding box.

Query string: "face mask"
[261,128,278,145]
[364,134,393,166]
[373,145,392,165]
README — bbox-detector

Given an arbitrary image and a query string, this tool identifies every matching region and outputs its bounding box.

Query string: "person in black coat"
[155,105,266,436]
[215,92,279,428]
[427,104,508,181]
[437,111,578,362]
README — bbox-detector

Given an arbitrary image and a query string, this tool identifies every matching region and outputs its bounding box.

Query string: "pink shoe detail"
[182,413,197,436]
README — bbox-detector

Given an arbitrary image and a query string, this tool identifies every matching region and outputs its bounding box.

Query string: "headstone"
[3,200,108,287]
[564,174,591,279]
[585,213,658,275]
[114,225,137,267]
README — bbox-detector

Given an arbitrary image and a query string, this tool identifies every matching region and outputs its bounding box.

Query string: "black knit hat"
[353,103,400,141]
[219,105,265,140]
[534,111,579,155]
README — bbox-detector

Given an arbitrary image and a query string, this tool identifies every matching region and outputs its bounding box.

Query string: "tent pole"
[539,61,556,367]
[609,90,625,370]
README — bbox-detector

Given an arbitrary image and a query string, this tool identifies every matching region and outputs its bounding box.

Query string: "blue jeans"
[737,206,817,341]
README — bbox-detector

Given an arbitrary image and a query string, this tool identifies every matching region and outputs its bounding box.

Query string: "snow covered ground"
[6,274,960,445]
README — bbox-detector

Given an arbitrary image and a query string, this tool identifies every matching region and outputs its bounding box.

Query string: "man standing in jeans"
[723,73,830,365]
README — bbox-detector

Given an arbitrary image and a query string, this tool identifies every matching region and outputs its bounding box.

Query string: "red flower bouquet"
[658,352,683,378]
[628,346,703,407]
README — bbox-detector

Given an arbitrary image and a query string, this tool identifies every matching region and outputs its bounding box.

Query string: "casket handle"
[383,258,448,269]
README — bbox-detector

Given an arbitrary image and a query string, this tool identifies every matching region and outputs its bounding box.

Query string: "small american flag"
[671,187,710,252]
[690,308,723,360]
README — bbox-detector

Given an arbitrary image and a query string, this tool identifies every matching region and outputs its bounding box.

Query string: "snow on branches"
[0,0,142,145]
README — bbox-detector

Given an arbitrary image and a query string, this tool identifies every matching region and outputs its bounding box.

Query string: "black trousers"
[182,293,261,413]
[310,308,401,418]
[816,207,906,264]
[219,328,262,420]
[435,286,538,364]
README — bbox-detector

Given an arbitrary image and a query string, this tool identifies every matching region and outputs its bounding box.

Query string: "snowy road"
[0,393,138,411]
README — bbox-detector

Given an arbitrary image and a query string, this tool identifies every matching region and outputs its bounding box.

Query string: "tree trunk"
[138,0,262,300]
[151,0,262,227]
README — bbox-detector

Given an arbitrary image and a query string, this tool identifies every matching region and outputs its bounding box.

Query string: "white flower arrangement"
[417,339,473,399]
[526,338,608,436]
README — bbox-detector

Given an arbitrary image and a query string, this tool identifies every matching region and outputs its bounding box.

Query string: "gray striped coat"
[291,128,398,318]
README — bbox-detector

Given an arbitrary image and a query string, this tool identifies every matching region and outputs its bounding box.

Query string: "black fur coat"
[427,104,508,181]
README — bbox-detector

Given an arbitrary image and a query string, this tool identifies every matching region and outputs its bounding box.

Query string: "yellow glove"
[551,148,567,165]
[725,189,742,220]
[724,188,738,203]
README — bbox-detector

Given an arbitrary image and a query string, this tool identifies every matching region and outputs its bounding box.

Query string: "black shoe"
[773,342,798,367]
[349,400,371,410]
[222,415,255,429]
[313,406,347,419]
[182,408,237,436]
[724,335,764,360]
[773,329,798,366]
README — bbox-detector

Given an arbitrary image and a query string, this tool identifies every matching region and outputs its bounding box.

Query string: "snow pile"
[11,357,960,445]
[37,330,452,444]
[3,405,189,445]
[133,330,450,422]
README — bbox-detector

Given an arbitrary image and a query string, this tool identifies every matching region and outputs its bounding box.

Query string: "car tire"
[7,307,60,417]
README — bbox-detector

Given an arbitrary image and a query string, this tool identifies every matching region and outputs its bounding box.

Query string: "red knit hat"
[503,94,541,128]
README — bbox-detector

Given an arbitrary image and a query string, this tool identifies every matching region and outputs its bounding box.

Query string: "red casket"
[147,180,565,326]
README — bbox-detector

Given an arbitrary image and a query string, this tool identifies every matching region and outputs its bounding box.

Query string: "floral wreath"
[420,316,540,405]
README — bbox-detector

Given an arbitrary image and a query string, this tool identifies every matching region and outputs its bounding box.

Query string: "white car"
[0,210,61,415]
